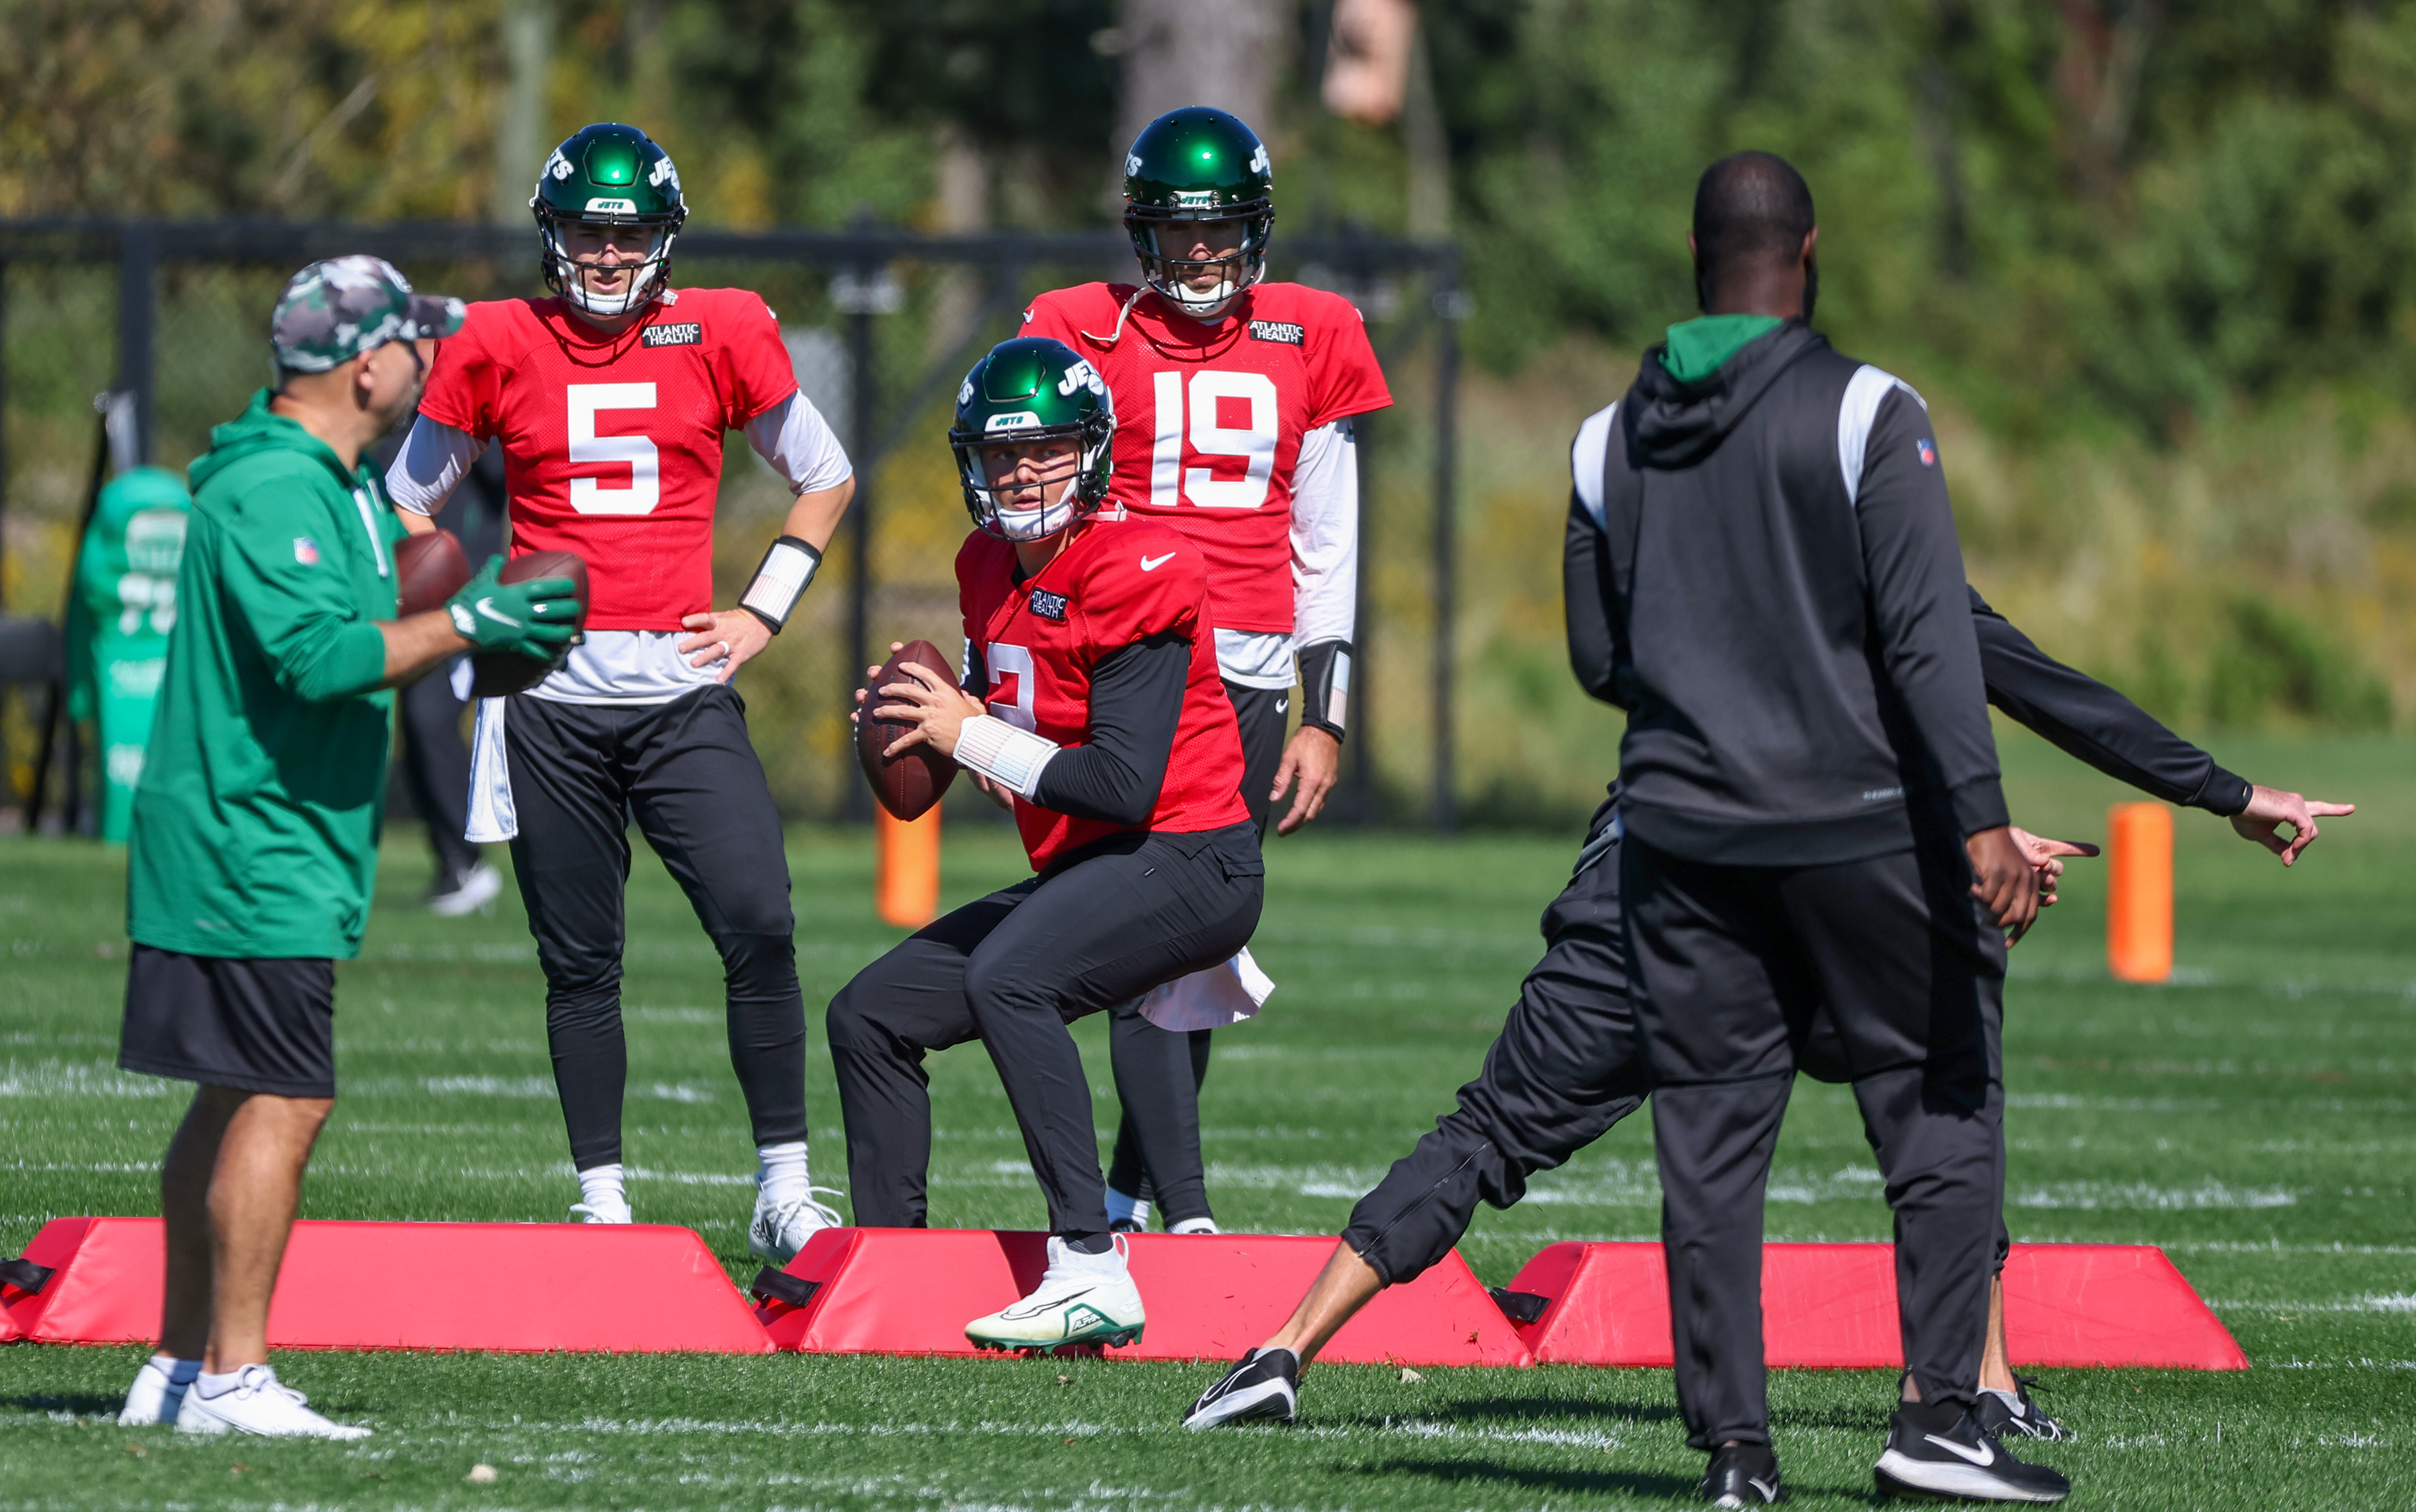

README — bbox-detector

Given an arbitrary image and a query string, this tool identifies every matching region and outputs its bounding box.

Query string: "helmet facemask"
[1125,205,1273,321]
[538,214,679,318]
[953,414,1115,543]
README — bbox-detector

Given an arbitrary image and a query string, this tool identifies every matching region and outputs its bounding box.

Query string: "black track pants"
[1342,806,1651,1282]
[398,658,478,879]
[1104,679,1288,1222]
[504,686,805,1171]
[829,824,1263,1235]
[1626,835,2001,1450]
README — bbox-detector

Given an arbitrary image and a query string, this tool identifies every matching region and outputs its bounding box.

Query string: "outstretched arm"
[1973,588,2353,863]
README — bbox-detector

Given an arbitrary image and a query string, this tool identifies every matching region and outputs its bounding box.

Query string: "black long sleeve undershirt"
[1023,633,1190,827]
[1563,494,2252,817]
[1967,587,2251,815]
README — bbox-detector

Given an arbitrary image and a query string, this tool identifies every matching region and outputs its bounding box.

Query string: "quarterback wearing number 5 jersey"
[1022,106,1391,1238]
[386,124,852,1267]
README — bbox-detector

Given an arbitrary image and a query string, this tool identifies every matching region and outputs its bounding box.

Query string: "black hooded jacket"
[1567,321,2006,866]
[1564,335,2255,827]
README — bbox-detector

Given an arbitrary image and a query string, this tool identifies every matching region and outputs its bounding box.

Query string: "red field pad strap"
[2,1217,773,1354]
[1502,1241,2245,1369]
[756,1228,1533,1366]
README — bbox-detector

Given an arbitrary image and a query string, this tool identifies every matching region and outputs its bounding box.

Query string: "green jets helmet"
[1123,106,1274,320]
[531,123,689,317]
[949,338,1115,542]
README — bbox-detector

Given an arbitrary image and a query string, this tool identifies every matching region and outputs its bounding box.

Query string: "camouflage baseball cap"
[270,255,465,372]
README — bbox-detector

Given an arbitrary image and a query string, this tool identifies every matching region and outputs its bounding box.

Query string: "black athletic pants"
[504,685,806,1170]
[1625,834,2002,1450]
[828,824,1263,1235]
[1102,679,1287,1223]
[398,658,478,880]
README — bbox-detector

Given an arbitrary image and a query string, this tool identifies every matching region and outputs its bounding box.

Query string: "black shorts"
[118,945,338,1098]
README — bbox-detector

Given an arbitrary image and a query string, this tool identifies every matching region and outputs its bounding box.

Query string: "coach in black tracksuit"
[1597,155,2070,1503]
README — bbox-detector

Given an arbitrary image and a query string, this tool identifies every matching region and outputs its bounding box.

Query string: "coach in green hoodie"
[116,257,583,1440]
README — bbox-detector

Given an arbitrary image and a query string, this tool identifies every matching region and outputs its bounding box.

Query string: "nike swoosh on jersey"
[474,597,522,628]
[1140,552,1177,572]
[1923,1433,1996,1466]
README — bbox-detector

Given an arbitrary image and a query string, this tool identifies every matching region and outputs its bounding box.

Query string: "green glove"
[446,557,581,659]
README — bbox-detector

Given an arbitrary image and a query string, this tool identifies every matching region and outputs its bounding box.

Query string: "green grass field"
[2,724,2412,1509]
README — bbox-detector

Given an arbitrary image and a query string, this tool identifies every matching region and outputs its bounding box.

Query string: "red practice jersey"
[957,517,1252,871]
[416,288,797,629]
[1021,282,1391,634]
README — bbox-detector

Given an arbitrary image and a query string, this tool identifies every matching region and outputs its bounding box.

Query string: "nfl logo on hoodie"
[292,537,320,565]
[1916,438,1937,467]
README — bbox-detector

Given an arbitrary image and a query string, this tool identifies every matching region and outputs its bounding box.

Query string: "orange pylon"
[875,804,941,929]
[2106,802,2173,983]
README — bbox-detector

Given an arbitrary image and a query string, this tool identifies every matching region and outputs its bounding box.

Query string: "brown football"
[394,528,470,617]
[857,639,960,821]
[470,550,591,698]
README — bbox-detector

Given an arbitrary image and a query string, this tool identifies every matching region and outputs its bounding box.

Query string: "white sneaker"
[747,1186,844,1267]
[964,1234,1146,1352]
[175,1364,370,1440]
[569,1196,632,1223]
[117,1354,198,1426]
[428,861,502,918]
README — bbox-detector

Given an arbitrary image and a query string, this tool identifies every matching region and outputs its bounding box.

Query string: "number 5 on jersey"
[568,382,660,515]
[1151,371,1277,511]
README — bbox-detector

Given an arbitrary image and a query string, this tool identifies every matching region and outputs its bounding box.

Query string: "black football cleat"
[1974,1376,2069,1442]
[1876,1402,2071,1502]
[1702,1442,1785,1506]
[1180,1347,1299,1430]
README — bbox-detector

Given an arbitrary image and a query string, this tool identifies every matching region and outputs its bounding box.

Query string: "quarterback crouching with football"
[828,337,1262,1350]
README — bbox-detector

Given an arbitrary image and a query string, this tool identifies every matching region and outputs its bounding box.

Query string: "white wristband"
[739,536,821,633]
[954,715,1059,798]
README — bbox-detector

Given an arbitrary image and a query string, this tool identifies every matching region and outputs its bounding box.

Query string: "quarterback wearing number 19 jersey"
[1021,281,1391,642]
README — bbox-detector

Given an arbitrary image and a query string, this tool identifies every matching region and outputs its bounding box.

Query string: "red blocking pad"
[3,1217,773,1354]
[2000,1243,2247,1369]
[757,1229,1531,1366]
[1505,1241,2245,1370]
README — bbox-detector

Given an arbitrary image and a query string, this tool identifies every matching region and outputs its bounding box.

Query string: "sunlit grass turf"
[2,724,2413,1508]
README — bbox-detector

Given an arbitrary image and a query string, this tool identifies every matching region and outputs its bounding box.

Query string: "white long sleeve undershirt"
[384,389,853,704]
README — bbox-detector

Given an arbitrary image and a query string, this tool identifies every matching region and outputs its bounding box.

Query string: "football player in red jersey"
[383,125,853,1265]
[826,337,1263,1351]
[1020,106,1392,1238]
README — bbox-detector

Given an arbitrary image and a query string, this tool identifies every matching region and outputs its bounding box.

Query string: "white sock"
[1105,1188,1149,1229]
[150,1353,201,1382]
[756,1141,810,1207]
[1169,1217,1219,1236]
[195,1367,256,1398]
[577,1163,629,1219]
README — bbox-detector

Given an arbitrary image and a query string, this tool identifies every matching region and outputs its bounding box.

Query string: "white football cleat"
[748,1187,845,1267]
[964,1234,1145,1352]
[117,1354,198,1426]
[176,1364,371,1440]
[427,860,503,917]
[568,1196,631,1223]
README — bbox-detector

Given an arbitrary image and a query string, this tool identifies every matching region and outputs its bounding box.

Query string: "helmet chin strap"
[993,498,1078,541]
[546,222,672,317]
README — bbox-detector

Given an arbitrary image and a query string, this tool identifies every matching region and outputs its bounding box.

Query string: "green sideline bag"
[65,467,189,843]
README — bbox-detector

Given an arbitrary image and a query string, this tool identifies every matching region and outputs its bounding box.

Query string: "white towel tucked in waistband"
[465,696,517,843]
[1136,945,1275,1033]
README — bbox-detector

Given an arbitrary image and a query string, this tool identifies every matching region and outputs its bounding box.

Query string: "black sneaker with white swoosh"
[1181,1347,1299,1430]
[1702,1442,1785,1505]
[1875,1401,2071,1502]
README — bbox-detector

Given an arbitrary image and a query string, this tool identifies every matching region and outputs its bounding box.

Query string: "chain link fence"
[0,220,1463,829]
